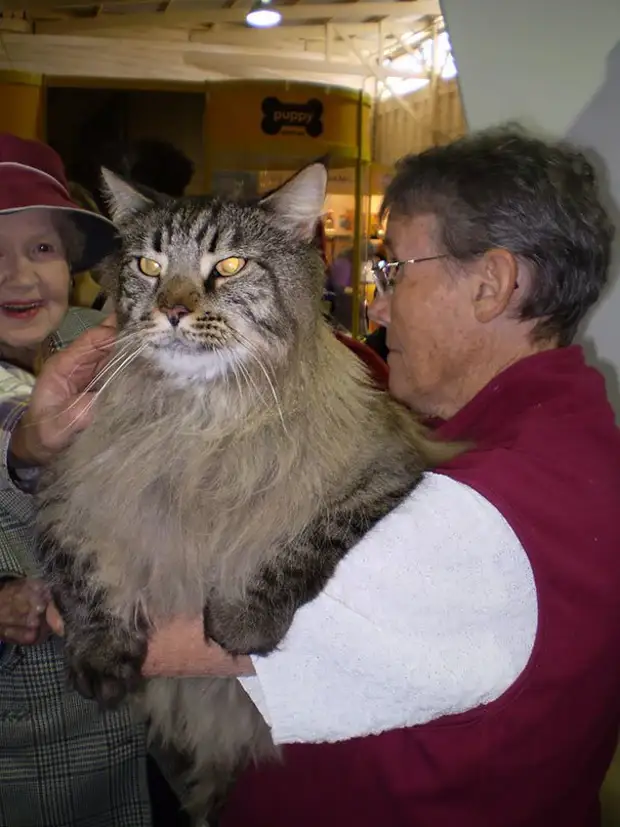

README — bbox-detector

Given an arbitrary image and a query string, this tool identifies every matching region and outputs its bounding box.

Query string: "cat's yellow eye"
[138,257,162,278]
[214,257,247,277]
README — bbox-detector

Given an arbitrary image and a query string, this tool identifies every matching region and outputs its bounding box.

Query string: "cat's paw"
[69,660,140,708]
[66,632,148,709]
[202,600,286,657]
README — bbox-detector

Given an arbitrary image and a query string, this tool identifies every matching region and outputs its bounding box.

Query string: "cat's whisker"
[61,349,147,435]
[81,335,147,392]
[59,344,148,436]
[21,340,145,432]
[47,331,144,405]
[227,331,286,428]
[56,329,143,361]
[231,331,278,383]
[78,342,141,397]
[227,359,241,399]
[89,343,148,404]
[112,331,145,349]
[235,359,268,408]
[233,360,268,421]
[232,335,289,437]
[219,351,233,398]
[249,354,289,437]
[229,356,249,395]
[55,339,143,419]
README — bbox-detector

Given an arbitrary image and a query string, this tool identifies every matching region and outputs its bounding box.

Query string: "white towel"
[239,473,537,745]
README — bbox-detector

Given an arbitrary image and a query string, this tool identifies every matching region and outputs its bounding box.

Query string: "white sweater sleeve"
[238,473,537,746]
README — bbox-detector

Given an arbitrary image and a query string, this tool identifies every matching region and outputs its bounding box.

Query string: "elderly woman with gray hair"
[0,133,181,827]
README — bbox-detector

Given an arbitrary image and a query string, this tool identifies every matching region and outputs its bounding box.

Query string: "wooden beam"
[19,0,438,11]
[335,25,425,121]
[0,16,32,32]
[192,35,353,57]
[183,49,430,79]
[33,23,360,49]
[189,22,390,43]
[31,1,440,34]
[0,31,367,86]
[73,25,191,41]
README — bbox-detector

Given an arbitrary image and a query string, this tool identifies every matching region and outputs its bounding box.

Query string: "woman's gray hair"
[382,125,614,346]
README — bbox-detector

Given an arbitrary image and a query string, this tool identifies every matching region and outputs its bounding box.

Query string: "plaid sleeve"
[49,306,105,351]
[0,391,33,492]
[0,484,35,578]
[0,308,105,575]
[0,389,35,575]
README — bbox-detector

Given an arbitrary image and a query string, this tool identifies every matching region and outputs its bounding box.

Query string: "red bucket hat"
[0,133,119,273]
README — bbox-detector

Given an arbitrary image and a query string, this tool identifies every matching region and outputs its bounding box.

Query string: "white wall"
[440,0,620,412]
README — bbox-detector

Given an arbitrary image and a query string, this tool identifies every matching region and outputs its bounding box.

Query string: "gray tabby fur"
[36,163,460,824]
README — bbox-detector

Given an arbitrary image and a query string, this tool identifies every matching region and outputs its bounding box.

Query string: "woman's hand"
[9,315,117,467]
[0,578,51,645]
[142,616,254,678]
[46,605,254,678]
[46,601,64,637]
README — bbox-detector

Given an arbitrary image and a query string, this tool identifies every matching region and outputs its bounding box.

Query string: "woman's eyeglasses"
[371,255,448,295]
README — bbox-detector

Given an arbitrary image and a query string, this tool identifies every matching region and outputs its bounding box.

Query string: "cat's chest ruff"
[151,347,239,383]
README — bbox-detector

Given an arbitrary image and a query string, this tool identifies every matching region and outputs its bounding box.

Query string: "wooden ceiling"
[0,0,442,86]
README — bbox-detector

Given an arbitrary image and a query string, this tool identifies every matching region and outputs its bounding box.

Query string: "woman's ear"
[471,248,519,324]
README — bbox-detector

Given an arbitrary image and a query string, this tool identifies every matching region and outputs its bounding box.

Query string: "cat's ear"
[100,168,154,223]
[260,162,327,241]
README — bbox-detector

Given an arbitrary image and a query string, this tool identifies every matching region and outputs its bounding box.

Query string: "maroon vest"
[220,346,620,827]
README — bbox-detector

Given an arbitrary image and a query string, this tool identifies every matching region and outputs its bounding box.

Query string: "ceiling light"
[246,0,282,28]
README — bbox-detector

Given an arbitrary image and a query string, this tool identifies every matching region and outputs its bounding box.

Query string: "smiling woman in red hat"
[0,133,118,367]
[0,134,172,827]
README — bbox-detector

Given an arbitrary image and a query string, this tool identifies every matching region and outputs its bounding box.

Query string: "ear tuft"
[100,168,154,223]
[259,162,328,241]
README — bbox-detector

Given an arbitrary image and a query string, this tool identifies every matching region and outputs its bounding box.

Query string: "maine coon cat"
[36,162,459,824]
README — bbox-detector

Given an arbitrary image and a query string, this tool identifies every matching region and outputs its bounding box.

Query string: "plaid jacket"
[0,308,152,827]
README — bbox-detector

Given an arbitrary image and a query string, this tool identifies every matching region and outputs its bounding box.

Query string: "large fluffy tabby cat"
[36,163,458,824]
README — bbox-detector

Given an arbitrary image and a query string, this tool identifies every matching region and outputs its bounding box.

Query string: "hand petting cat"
[10,314,118,467]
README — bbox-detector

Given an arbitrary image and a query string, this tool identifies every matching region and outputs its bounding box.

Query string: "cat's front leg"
[203,522,349,657]
[41,537,149,709]
[64,608,148,709]
[204,487,412,657]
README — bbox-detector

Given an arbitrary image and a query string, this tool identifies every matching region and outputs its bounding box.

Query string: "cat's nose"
[162,305,191,327]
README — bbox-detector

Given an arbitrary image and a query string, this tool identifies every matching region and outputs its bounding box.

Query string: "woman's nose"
[0,254,37,285]
[367,291,391,327]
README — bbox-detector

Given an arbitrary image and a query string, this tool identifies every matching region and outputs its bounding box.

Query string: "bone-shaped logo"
[261,97,324,138]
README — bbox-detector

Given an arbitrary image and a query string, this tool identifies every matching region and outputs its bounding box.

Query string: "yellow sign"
[0,71,44,140]
[205,81,371,178]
